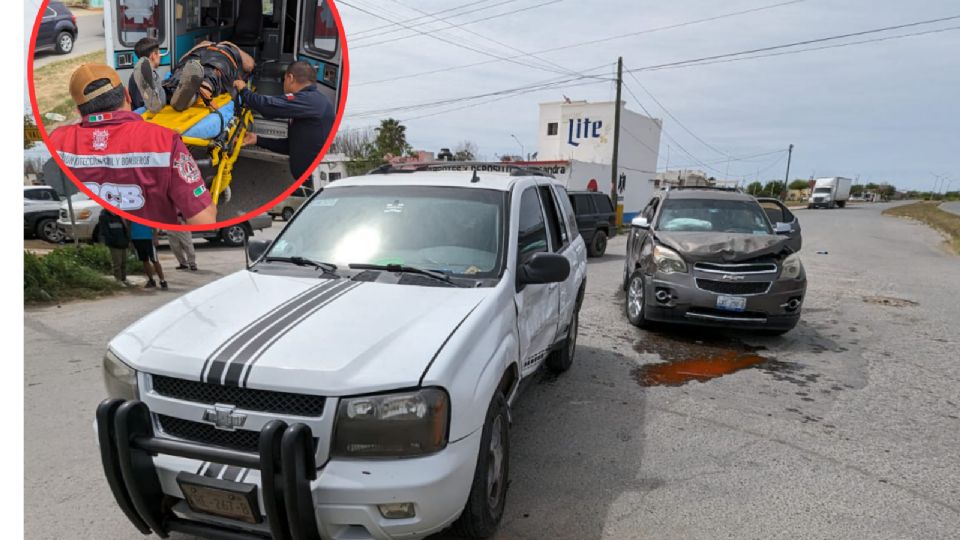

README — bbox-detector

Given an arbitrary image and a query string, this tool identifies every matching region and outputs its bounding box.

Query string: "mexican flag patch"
[193,185,207,197]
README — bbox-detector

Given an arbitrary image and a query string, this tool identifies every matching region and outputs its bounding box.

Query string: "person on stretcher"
[134,41,254,114]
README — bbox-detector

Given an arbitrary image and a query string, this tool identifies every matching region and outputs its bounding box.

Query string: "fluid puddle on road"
[632,330,778,387]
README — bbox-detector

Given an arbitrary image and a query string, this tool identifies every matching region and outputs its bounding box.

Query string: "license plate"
[716,295,747,312]
[176,472,261,524]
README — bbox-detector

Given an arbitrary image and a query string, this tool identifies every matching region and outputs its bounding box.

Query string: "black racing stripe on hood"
[213,280,356,386]
[202,279,341,384]
[238,281,363,387]
[417,300,484,387]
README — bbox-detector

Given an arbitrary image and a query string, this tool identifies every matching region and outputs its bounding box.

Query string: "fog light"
[654,288,672,303]
[378,502,416,519]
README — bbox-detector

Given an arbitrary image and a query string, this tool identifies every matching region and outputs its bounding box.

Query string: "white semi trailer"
[808,177,852,208]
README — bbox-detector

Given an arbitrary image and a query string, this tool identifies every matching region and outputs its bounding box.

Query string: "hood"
[111,271,491,395]
[655,231,789,263]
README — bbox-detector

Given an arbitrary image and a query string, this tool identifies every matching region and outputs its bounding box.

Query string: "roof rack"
[664,185,743,193]
[366,161,555,178]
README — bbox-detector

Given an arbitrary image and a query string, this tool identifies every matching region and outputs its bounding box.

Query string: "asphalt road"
[24,203,960,539]
[941,201,960,216]
[33,10,105,69]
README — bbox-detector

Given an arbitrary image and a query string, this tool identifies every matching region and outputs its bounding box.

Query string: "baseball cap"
[69,63,123,106]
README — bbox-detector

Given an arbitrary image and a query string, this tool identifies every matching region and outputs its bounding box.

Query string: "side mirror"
[247,239,270,261]
[774,222,792,235]
[631,216,650,229]
[519,252,570,285]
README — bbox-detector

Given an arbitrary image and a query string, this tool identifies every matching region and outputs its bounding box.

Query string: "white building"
[537,100,662,222]
[310,152,350,188]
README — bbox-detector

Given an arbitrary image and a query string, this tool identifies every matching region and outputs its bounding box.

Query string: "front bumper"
[643,272,805,331]
[96,399,477,540]
[57,219,97,241]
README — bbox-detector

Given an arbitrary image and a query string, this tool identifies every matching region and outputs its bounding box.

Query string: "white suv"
[96,165,588,540]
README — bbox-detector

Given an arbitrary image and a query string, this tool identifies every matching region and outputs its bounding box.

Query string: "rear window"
[116,0,164,47]
[592,194,614,214]
[303,0,339,57]
[570,194,596,215]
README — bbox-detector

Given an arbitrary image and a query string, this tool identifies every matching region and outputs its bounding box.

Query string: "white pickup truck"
[96,164,588,540]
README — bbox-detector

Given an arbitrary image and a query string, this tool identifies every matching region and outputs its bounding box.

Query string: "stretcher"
[141,93,254,204]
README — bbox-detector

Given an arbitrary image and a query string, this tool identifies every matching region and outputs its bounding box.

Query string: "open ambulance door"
[295,0,343,108]
[104,0,172,85]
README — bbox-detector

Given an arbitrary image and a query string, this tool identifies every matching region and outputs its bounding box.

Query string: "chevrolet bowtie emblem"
[202,404,247,431]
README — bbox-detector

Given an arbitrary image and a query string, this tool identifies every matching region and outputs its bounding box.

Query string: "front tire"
[625,270,651,328]
[35,218,63,243]
[588,229,607,257]
[220,225,248,247]
[454,392,509,539]
[55,31,74,54]
[281,207,294,221]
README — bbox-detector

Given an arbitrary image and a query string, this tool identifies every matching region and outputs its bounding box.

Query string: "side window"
[593,194,614,214]
[549,185,571,247]
[39,190,55,201]
[556,187,579,239]
[517,188,548,264]
[759,201,784,224]
[571,194,596,215]
[546,122,558,136]
[45,7,56,18]
[304,0,339,57]
[24,190,39,201]
[538,186,565,251]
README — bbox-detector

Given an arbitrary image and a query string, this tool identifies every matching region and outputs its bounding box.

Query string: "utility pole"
[780,144,793,202]
[611,56,623,218]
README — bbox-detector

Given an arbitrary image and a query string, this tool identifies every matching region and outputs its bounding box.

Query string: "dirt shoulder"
[883,201,960,254]
[31,50,105,128]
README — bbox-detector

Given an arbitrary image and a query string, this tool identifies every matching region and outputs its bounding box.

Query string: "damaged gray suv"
[622,188,806,335]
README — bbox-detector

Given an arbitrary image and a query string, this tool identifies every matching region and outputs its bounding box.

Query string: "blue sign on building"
[566,117,602,147]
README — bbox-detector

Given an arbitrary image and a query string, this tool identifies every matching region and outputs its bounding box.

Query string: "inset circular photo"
[28,0,348,230]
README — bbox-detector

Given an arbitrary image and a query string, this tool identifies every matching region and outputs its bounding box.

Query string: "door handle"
[548,283,558,290]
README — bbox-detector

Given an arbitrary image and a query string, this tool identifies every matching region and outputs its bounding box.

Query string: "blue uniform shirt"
[130,221,154,240]
[239,85,335,180]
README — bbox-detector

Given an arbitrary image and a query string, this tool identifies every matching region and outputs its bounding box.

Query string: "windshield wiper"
[348,263,466,287]
[263,256,338,275]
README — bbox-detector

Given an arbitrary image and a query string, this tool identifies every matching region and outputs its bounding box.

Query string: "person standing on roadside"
[233,61,335,180]
[130,221,167,289]
[166,217,197,271]
[98,209,131,285]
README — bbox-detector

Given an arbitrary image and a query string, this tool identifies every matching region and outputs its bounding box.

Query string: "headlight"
[332,388,449,458]
[781,253,803,280]
[653,245,687,274]
[102,350,137,400]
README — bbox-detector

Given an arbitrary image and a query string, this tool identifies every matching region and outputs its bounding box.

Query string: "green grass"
[32,50,106,126]
[24,244,144,303]
[883,202,960,254]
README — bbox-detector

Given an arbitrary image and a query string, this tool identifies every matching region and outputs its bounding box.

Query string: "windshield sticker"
[315,198,338,206]
[464,265,481,275]
[385,201,405,213]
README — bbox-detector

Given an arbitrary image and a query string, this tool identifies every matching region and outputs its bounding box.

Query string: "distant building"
[310,152,350,188]
[654,169,711,188]
[537,99,662,223]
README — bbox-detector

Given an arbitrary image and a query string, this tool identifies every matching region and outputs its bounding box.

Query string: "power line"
[348,0,518,38]
[351,0,805,87]
[379,0,577,77]
[350,0,566,50]
[625,14,960,74]
[337,0,572,75]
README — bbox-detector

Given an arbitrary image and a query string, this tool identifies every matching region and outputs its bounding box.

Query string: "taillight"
[71,15,76,23]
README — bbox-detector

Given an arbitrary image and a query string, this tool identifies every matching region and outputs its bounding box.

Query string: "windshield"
[813,187,833,193]
[656,199,772,234]
[265,186,506,278]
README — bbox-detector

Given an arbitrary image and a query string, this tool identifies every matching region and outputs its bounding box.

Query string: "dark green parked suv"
[568,191,616,257]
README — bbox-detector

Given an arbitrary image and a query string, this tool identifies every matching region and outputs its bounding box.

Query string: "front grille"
[694,262,777,274]
[158,415,262,452]
[696,279,770,295]
[152,375,325,417]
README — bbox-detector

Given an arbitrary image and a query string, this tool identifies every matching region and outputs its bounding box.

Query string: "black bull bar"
[96,399,322,540]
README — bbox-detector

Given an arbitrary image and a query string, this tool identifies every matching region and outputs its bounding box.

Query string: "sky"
[337,0,959,191]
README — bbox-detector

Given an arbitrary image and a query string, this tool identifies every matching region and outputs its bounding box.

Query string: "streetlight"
[510,134,525,161]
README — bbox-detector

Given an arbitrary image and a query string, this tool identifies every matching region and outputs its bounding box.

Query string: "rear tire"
[546,310,577,373]
[625,270,651,328]
[836,200,846,208]
[281,207,294,221]
[220,225,248,247]
[453,392,509,539]
[588,230,607,257]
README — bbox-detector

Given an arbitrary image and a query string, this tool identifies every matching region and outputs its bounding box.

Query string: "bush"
[24,244,144,303]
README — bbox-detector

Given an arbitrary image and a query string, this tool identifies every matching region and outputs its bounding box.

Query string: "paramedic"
[48,63,217,225]
[233,61,335,180]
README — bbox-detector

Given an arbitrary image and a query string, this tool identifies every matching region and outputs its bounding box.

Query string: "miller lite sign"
[566,117,603,147]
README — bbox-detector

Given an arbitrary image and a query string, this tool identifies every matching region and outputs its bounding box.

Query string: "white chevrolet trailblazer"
[96,164,588,540]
